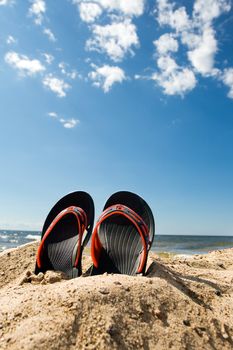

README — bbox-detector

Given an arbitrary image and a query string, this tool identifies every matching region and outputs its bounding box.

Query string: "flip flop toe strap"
[36,206,87,269]
[91,204,150,273]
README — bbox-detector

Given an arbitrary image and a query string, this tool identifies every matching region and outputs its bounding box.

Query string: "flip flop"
[35,191,94,278]
[91,191,155,276]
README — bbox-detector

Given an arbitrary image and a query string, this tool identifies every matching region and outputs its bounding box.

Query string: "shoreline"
[1,239,233,257]
[2,230,233,257]
[0,244,225,259]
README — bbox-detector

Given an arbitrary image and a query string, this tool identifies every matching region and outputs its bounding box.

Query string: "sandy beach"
[0,242,232,349]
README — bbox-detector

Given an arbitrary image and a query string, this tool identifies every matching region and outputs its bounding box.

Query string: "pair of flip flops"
[35,191,155,278]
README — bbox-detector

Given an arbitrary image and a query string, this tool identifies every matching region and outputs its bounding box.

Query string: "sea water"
[0,230,233,255]
[152,234,233,255]
[0,230,41,252]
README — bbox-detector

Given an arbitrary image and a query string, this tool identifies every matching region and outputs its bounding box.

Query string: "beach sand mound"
[0,243,233,349]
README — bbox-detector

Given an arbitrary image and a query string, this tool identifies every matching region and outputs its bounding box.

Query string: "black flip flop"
[35,191,94,278]
[91,191,155,275]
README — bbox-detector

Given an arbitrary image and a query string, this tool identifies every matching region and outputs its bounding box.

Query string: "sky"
[0,0,233,235]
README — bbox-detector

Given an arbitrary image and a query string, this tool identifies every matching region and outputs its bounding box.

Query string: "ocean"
[0,230,233,255]
[0,230,41,252]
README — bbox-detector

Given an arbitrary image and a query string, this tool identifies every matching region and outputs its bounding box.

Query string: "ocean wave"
[0,234,8,239]
[25,234,40,241]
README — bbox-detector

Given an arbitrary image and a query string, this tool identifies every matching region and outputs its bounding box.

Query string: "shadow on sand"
[146,261,223,310]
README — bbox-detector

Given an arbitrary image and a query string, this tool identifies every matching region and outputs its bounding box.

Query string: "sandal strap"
[91,204,149,273]
[36,206,87,269]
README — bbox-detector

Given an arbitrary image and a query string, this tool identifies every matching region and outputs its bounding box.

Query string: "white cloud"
[104,0,144,16]
[193,0,231,24]
[43,28,56,42]
[181,31,201,49]
[5,51,45,76]
[157,55,178,73]
[187,27,218,76]
[152,56,197,96]
[156,0,231,66]
[42,53,54,65]
[154,33,178,55]
[43,74,71,97]
[97,0,144,16]
[68,71,78,79]
[73,0,144,20]
[0,0,13,5]
[6,35,16,44]
[28,0,46,25]
[58,62,66,73]
[48,112,80,128]
[153,0,231,96]
[58,62,78,80]
[73,1,144,63]
[153,68,197,96]
[48,112,58,118]
[190,1,231,77]
[156,0,190,32]
[86,19,139,61]
[88,64,126,92]
[78,2,102,23]
[60,118,80,128]
[222,68,233,98]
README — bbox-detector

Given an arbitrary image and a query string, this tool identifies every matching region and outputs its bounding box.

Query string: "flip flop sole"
[91,191,155,276]
[35,191,94,278]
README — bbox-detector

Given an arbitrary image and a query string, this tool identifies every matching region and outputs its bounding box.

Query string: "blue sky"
[0,0,233,235]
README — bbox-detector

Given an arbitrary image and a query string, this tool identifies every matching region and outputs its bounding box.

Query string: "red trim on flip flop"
[36,206,87,269]
[91,204,149,273]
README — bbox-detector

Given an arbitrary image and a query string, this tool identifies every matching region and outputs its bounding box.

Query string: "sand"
[0,242,233,349]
